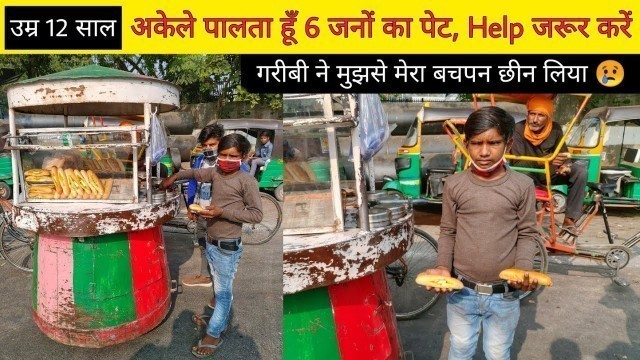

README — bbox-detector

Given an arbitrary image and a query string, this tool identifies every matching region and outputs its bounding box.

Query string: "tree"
[0,55,281,119]
[93,55,282,115]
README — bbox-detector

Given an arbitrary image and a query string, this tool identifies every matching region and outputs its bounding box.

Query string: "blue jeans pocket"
[501,291,520,301]
[446,287,468,305]
[218,247,239,256]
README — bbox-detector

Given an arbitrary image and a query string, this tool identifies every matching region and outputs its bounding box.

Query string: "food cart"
[4,65,180,347]
[283,94,414,359]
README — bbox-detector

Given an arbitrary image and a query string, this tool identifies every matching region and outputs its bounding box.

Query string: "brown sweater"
[435,167,540,283]
[175,168,263,240]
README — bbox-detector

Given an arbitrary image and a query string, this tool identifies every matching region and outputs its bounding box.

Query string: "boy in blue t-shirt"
[183,123,224,288]
[248,130,273,176]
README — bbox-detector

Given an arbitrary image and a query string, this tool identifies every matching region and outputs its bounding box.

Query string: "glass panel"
[566,117,600,148]
[621,121,640,164]
[20,147,136,202]
[283,127,337,232]
[19,129,135,147]
[401,118,419,147]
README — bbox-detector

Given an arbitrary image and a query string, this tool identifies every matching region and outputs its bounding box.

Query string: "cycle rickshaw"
[444,94,640,278]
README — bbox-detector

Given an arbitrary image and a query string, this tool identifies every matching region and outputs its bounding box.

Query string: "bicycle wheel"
[388,228,440,320]
[518,237,549,300]
[0,222,36,272]
[242,192,282,245]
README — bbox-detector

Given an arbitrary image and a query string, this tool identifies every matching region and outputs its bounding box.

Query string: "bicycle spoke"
[242,193,282,245]
[388,229,441,320]
[0,222,35,272]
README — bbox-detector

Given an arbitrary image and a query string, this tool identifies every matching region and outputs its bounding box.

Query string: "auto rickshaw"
[191,119,284,201]
[382,106,526,204]
[0,122,14,199]
[565,105,640,209]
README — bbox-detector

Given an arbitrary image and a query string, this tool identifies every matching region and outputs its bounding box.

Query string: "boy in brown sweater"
[424,107,541,359]
[160,134,263,358]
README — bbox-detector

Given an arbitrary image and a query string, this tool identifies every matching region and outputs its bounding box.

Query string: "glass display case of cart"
[11,125,144,203]
[4,64,180,206]
[282,94,359,235]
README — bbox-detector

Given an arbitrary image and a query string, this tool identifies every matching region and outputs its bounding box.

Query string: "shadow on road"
[550,338,582,360]
[595,282,640,359]
[129,309,260,360]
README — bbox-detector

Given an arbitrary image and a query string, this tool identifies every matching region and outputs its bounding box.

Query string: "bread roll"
[25,175,54,184]
[25,169,50,177]
[416,273,464,290]
[28,185,55,194]
[58,167,70,197]
[106,159,123,172]
[80,170,98,195]
[50,167,62,194]
[87,170,104,195]
[284,164,311,182]
[116,159,125,171]
[499,269,553,287]
[101,178,113,200]
[74,169,92,193]
[189,204,204,213]
[28,191,55,199]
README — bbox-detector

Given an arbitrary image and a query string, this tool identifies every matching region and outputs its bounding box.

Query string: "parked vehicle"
[214,119,284,201]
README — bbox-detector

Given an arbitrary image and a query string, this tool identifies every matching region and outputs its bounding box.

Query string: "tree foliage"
[0,54,281,118]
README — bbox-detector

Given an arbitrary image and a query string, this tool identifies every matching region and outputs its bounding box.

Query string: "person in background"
[510,96,587,232]
[181,123,224,288]
[248,130,272,176]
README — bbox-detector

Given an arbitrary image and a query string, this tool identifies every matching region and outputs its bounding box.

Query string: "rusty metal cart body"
[4,65,180,347]
[283,94,414,359]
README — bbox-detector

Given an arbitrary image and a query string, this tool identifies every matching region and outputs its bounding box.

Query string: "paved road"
[0,226,282,360]
[401,207,640,360]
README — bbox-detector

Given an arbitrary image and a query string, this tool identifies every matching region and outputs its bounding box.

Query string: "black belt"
[208,238,241,251]
[454,271,514,295]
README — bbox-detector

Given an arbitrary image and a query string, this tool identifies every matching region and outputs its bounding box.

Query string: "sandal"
[191,314,229,334]
[207,298,215,310]
[192,314,210,327]
[558,225,578,237]
[191,338,223,358]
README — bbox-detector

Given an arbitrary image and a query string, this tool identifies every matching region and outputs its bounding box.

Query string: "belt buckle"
[219,240,239,251]
[475,283,493,295]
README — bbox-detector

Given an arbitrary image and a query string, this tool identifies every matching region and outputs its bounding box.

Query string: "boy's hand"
[159,175,177,191]
[423,267,455,293]
[187,210,196,221]
[507,272,539,292]
[199,204,224,219]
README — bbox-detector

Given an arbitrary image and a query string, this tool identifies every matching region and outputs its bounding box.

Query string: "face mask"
[469,149,507,178]
[203,149,217,159]
[218,159,242,173]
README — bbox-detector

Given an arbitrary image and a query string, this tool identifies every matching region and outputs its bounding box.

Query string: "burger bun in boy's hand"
[416,273,464,290]
[499,268,552,287]
[189,204,204,213]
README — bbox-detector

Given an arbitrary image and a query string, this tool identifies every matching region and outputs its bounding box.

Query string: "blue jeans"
[446,286,520,360]
[205,239,243,338]
[249,158,266,176]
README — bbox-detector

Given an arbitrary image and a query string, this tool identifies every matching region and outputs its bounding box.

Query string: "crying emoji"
[597,60,624,87]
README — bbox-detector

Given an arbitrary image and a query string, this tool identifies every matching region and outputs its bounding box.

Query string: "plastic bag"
[149,111,168,165]
[358,94,389,161]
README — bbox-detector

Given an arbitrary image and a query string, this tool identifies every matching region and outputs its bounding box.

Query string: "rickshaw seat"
[425,154,456,172]
[587,182,617,194]
[600,166,632,173]
[534,188,550,200]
